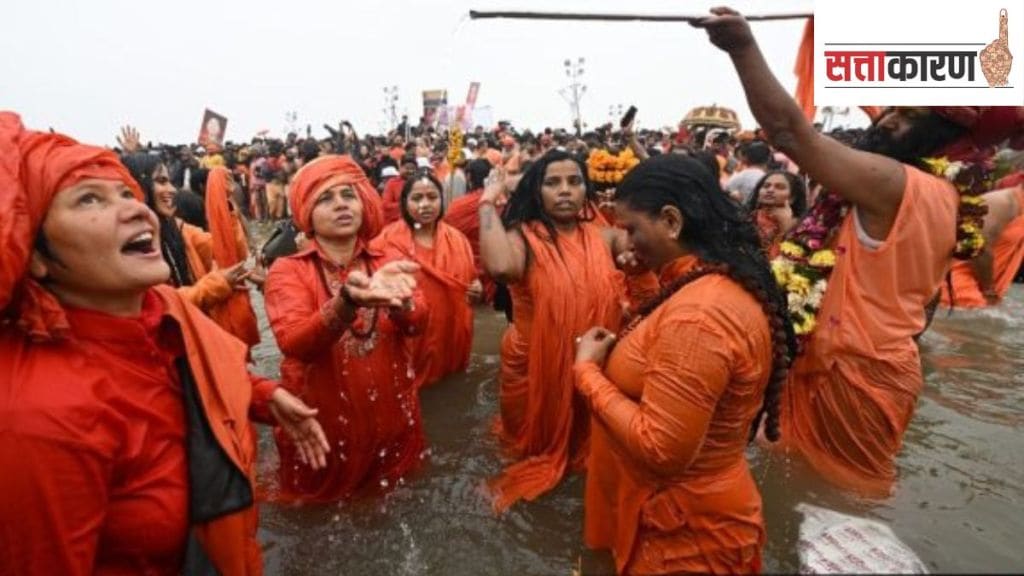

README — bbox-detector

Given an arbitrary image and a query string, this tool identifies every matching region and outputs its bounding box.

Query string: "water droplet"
[398,477,405,486]
[380,478,390,489]
[341,370,349,376]
[379,448,388,459]
[407,365,416,379]
[327,534,335,542]
[368,389,378,402]
[332,514,340,522]
[339,453,347,461]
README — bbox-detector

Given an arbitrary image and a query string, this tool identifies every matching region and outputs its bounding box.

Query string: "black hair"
[465,158,493,191]
[746,170,809,219]
[615,154,797,442]
[121,153,195,287]
[744,141,772,166]
[399,169,446,228]
[855,110,968,168]
[502,149,598,244]
[691,149,722,182]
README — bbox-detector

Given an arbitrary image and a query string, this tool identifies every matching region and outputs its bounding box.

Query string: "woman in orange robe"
[121,153,251,312]
[745,170,808,258]
[574,154,795,574]
[372,170,480,389]
[206,167,261,347]
[940,184,1024,308]
[479,149,653,512]
[0,112,325,575]
[264,155,429,502]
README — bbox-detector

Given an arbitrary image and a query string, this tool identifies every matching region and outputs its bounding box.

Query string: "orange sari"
[205,167,260,347]
[371,220,477,388]
[488,221,627,512]
[444,189,497,301]
[575,255,771,574]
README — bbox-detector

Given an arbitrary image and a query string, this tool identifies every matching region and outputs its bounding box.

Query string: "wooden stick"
[469,10,810,23]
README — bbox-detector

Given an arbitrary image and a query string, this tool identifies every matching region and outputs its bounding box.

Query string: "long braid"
[616,153,797,444]
[619,262,792,442]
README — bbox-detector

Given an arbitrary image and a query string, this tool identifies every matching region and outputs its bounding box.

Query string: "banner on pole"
[422,89,448,126]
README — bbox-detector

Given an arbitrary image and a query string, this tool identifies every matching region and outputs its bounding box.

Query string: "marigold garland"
[586,148,640,189]
[773,155,997,351]
[447,126,463,169]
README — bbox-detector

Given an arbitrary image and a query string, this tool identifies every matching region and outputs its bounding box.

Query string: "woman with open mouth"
[121,152,253,316]
[372,168,481,390]
[0,112,325,575]
[264,154,429,502]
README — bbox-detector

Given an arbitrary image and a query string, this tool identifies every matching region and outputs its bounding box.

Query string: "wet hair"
[465,158,493,191]
[502,149,598,244]
[121,153,195,287]
[746,170,809,218]
[399,169,446,228]
[615,154,797,442]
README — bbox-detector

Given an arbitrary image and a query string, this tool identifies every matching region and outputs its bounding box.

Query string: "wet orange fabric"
[488,221,627,512]
[781,166,959,497]
[794,18,815,121]
[289,154,384,242]
[444,189,498,302]
[940,187,1024,308]
[0,288,268,575]
[176,221,234,311]
[0,113,266,573]
[371,220,476,388]
[0,111,142,341]
[575,255,771,574]
[381,176,406,224]
[264,241,428,501]
[205,167,260,347]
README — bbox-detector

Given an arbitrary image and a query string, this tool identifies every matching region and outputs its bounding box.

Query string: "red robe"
[371,221,476,388]
[381,176,406,224]
[0,287,273,575]
[264,241,429,502]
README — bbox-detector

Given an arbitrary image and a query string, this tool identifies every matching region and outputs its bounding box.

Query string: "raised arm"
[694,7,907,239]
[478,167,528,283]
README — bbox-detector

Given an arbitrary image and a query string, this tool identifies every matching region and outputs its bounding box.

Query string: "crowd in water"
[3,7,1024,575]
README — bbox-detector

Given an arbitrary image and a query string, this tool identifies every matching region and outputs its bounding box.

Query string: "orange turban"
[288,154,383,241]
[0,111,142,340]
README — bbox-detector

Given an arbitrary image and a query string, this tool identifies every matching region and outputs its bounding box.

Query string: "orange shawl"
[371,220,477,388]
[489,221,626,512]
[205,167,260,347]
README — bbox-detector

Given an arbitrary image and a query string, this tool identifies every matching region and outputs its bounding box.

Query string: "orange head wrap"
[288,154,383,242]
[0,111,143,340]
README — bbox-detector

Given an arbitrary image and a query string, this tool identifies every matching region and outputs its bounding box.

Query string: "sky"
[2,0,872,147]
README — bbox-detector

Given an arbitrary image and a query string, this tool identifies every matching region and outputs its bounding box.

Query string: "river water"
[249,285,1024,575]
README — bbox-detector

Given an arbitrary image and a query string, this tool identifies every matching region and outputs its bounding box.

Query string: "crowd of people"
[3,7,1024,575]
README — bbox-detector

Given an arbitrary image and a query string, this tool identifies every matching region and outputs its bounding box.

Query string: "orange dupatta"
[488,221,626,512]
[205,167,260,347]
[371,220,477,388]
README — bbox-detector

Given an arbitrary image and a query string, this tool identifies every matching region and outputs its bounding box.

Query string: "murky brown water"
[248,282,1024,575]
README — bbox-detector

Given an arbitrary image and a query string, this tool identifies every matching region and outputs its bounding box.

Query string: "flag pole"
[468,10,811,23]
